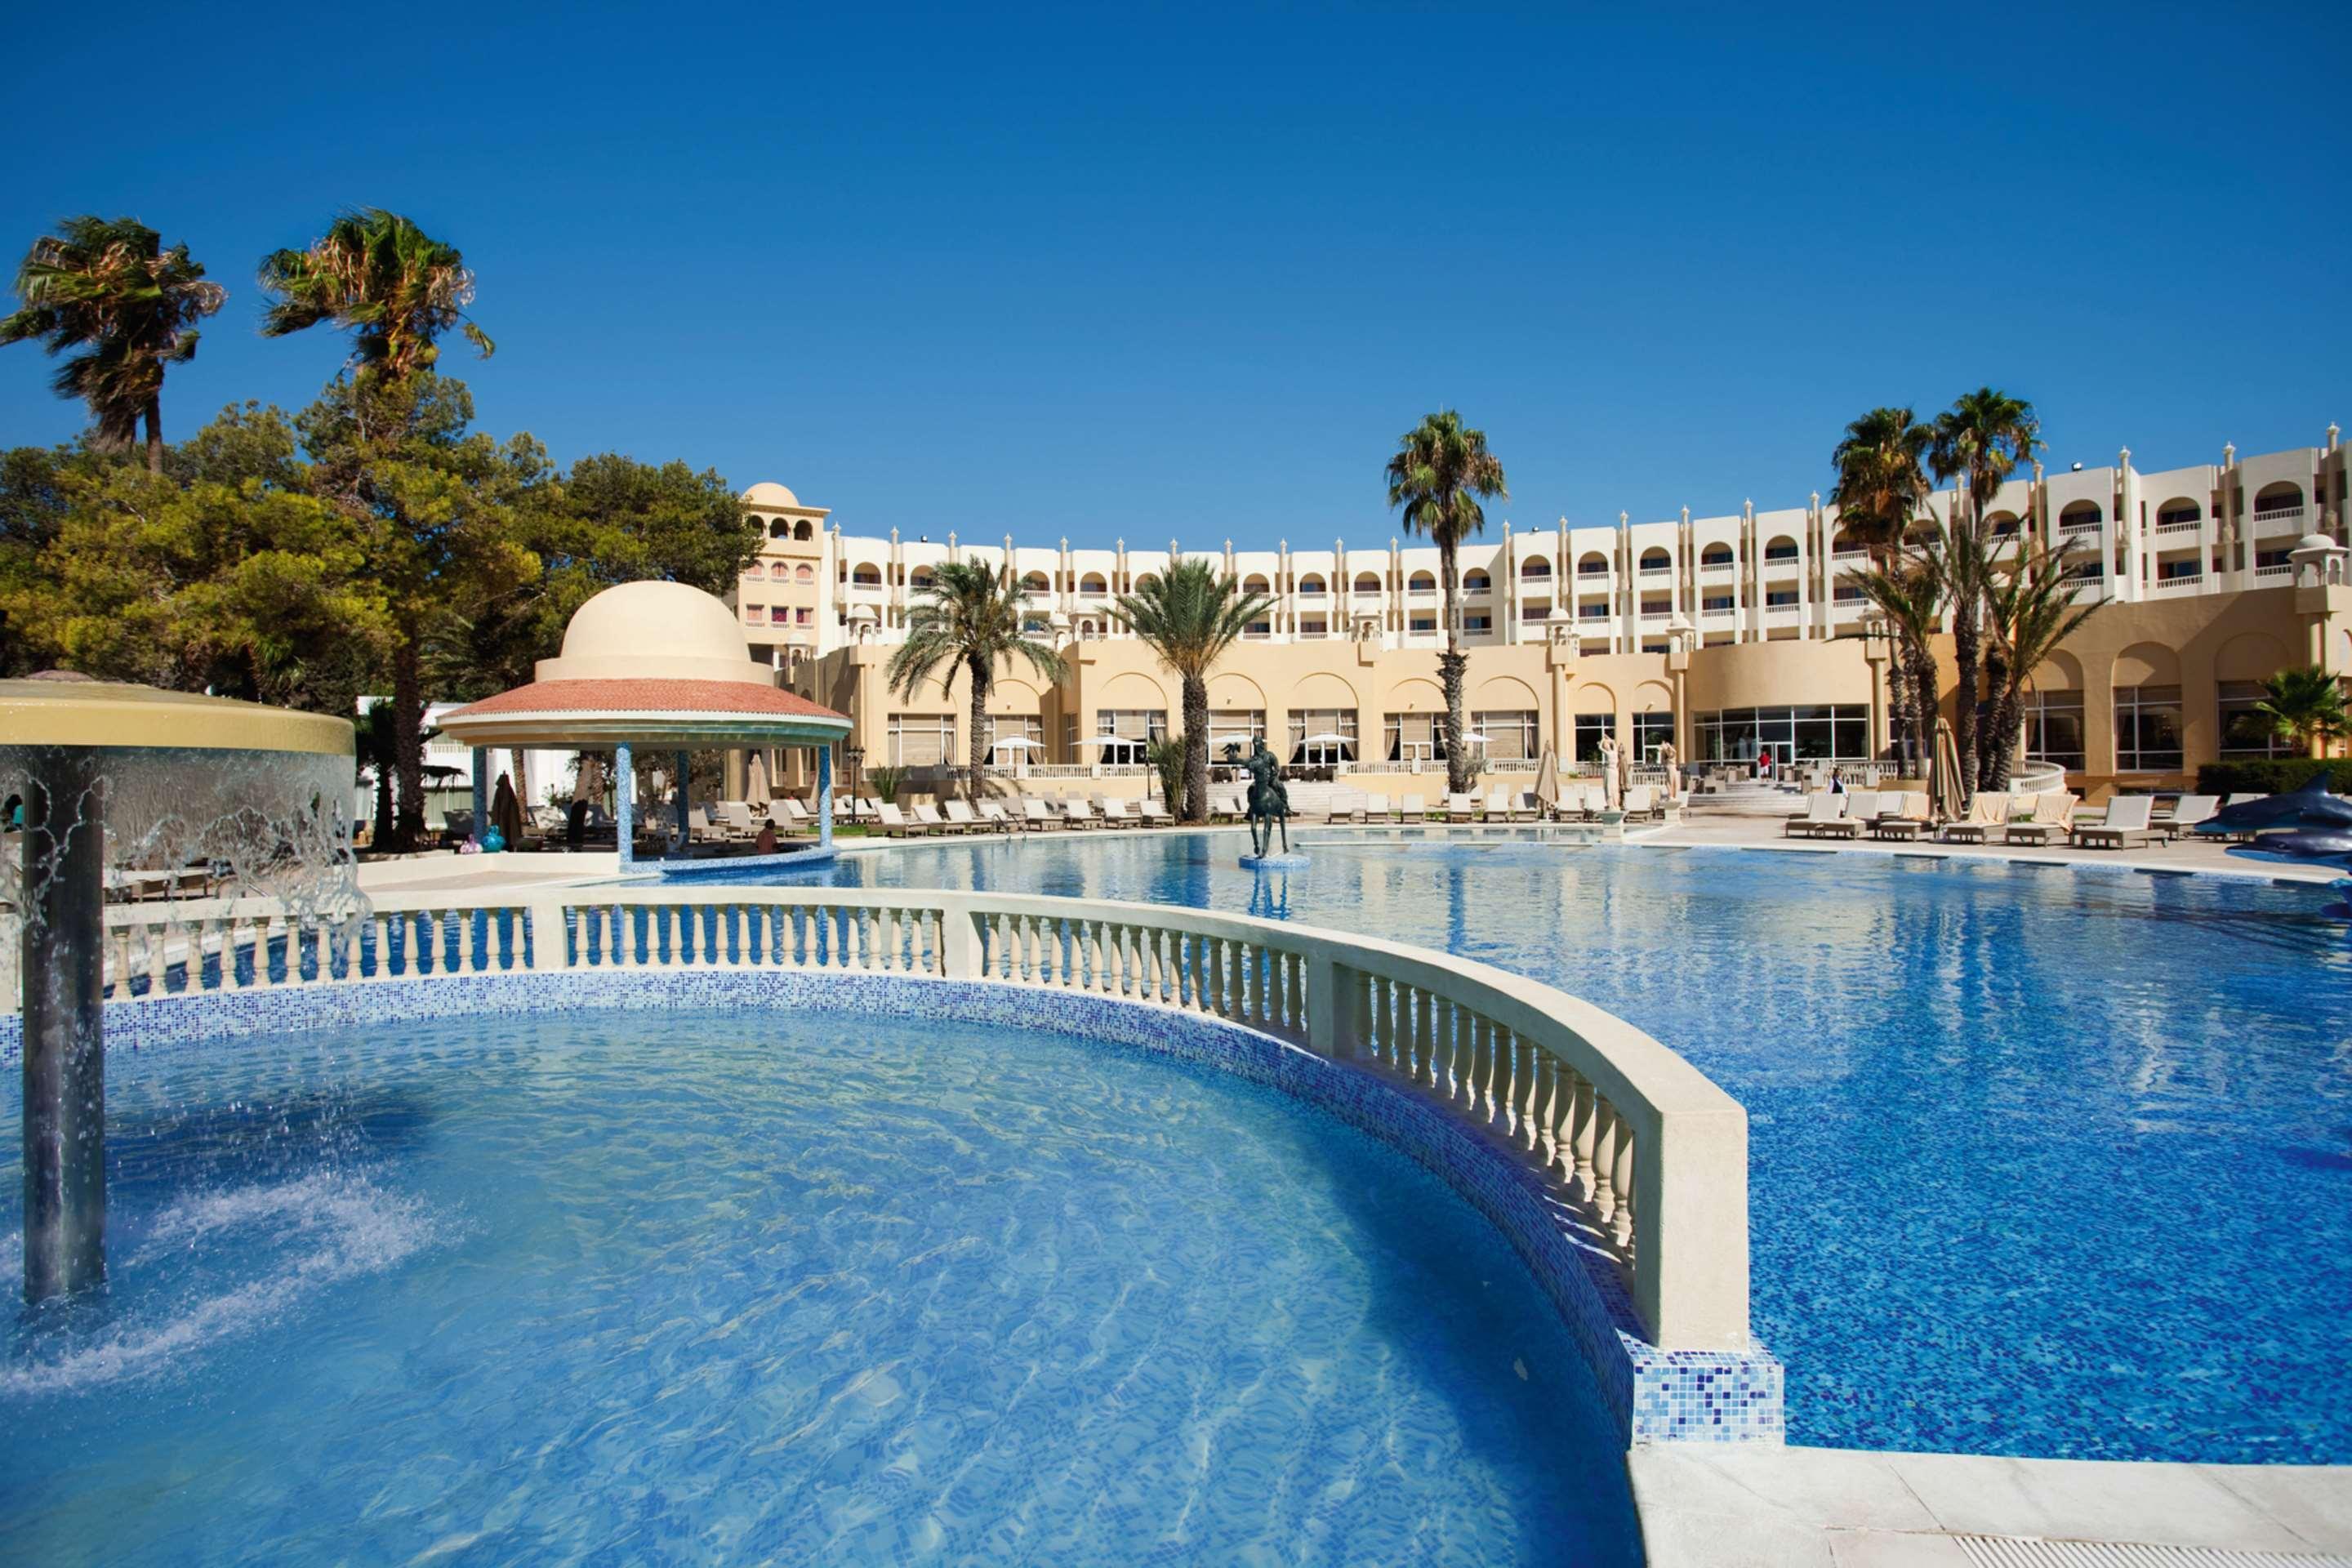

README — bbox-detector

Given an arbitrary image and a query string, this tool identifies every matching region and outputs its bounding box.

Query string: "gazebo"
[436,581,851,874]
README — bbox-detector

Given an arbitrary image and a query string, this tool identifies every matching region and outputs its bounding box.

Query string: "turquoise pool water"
[777,831,2352,1463]
[0,1009,1641,1566]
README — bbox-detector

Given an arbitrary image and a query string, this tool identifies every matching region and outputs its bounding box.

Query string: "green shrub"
[867,764,906,804]
[2195,758,2349,795]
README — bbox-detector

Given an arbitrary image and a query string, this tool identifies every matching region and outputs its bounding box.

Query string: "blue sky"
[3,2,2344,547]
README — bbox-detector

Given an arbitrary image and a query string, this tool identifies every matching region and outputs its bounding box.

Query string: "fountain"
[0,673,357,1303]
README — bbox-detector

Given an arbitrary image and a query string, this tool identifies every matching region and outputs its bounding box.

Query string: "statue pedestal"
[1239,853,1312,870]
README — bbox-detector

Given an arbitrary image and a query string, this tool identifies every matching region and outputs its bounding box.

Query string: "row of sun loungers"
[1784,791,2246,851]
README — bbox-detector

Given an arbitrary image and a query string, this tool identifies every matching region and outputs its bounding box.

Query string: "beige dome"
[2294,532,2341,554]
[741,480,802,510]
[534,581,768,686]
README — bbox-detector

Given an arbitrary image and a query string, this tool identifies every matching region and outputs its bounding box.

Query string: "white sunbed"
[1364,792,1392,822]
[875,803,928,838]
[1784,792,1847,839]
[2002,791,2078,847]
[1400,792,1428,822]
[1022,797,1062,830]
[2155,794,2218,840]
[1138,799,1173,826]
[942,800,987,832]
[1062,797,1101,829]
[1443,792,1482,821]
[979,801,1016,832]
[1940,792,2010,844]
[2073,795,2160,851]
[1098,798,1140,827]
[1622,785,1656,822]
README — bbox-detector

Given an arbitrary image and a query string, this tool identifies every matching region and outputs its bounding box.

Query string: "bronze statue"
[1243,739,1291,858]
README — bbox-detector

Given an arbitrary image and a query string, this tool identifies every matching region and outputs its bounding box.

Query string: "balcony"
[2253,563,2294,579]
[1830,548,1866,563]
[2150,572,2204,595]
[1639,565,1673,578]
[1640,610,1673,623]
[2253,504,2306,532]
[2153,520,2200,537]
[2060,521,2102,539]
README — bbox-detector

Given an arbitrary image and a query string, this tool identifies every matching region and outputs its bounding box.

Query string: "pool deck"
[1629,1444,2352,1566]
[1638,811,2345,883]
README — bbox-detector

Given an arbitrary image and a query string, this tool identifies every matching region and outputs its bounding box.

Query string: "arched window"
[1577,552,1609,577]
[2059,501,2103,532]
[795,564,813,583]
[2254,482,2305,518]
[1639,548,1670,572]
[1830,531,1859,555]
[794,520,812,541]
[1243,573,1272,594]
[1463,570,1491,592]
[1985,511,2021,538]
[1078,619,1098,640]
[2154,498,2203,529]
[909,568,934,590]
[1521,557,1552,579]
[1763,536,1799,563]
[1022,572,1049,591]
[1354,572,1382,595]
[1134,573,1160,593]
[767,520,791,539]
[1409,570,1436,591]
[1079,572,1108,594]
[1298,573,1325,596]
[1701,543,1734,568]
[851,564,882,586]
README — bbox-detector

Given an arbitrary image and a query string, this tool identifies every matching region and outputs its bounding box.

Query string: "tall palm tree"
[1,216,225,473]
[885,560,1065,800]
[1981,542,2102,790]
[2252,666,2350,758]
[1829,407,1933,764]
[1111,560,1275,822]
[1841,552,1945,772]
[1928,389,2041,794]
[258,209,494,377]
[259,209,493,851]
[1387,410,1508,795]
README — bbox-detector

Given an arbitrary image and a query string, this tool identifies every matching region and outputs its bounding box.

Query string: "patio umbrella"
[572,753,604,804]
[491,772,524,846]
[1930,718,1965,821]
[1533,743,1560,813]
[746,748,770,804]
[990,736,1045,751]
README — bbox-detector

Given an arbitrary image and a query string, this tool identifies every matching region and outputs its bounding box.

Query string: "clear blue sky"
[4,2,2344,547]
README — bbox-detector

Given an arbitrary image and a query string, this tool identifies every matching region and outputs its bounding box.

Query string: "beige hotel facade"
[725,428,2351,800]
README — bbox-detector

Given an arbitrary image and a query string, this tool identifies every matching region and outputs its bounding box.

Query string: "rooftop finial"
[2225,442,2237,466]
[2330,422,2341,451]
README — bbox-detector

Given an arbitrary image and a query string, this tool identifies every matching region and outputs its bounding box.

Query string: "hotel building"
[726,429,2350,797]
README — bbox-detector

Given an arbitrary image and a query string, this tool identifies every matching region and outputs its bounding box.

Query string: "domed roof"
[2294,532,2342,554]
[741,480,801,510]
[537,581,767,686]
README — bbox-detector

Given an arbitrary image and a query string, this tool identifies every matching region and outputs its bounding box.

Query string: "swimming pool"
[768,831,2352,1463]
[0,1006,1642,1566]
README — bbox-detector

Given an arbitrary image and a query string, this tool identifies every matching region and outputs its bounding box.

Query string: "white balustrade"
[11,884,1751,1351]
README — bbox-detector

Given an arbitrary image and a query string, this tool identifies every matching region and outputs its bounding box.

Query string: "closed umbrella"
[492,772,524,847]
[1534,743,1560,815]
[746,749,770,805]
[572,754,604,804]
[1931,718,1965,822]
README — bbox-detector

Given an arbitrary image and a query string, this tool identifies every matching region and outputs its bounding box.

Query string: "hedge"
[2195,758,2348,795]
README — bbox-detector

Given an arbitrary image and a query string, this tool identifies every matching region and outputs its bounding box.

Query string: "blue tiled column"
[470,748,488,846]
[817,746,834,853]
[616,743,635,872]
[675,749,691,855]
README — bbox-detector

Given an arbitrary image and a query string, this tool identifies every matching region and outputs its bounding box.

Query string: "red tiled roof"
[447,679,847,723]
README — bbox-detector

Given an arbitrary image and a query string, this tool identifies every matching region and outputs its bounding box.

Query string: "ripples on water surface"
[789,832,2352,1463]
[1,1011,1640,1566]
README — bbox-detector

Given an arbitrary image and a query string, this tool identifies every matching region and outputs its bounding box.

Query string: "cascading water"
[0,673,360,1303]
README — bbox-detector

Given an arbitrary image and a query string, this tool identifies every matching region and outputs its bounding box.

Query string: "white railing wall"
[11,886,1750,1351]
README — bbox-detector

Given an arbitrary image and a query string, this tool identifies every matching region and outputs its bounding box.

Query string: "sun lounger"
[1869,791,1934,840]
[1784,792,1846,838]
[911,802,962,835]
[945,800,992,833]
[1364,792,1391,822]
[2154,794,2217,840]
[714,801,760,840]
[1022,797,1062,830]
[1062,797,1100,829]
[2002,791,2078,846]
[1138,799,1172,826]
[1485,787,1512,821]
[1622,785,1657,822]
[875,803,928,838]
[1401,793,1428,822]
[776,798,816,834]
[980,801,1016,832]
[2073,795,2159,850]
[1583,785,1611,818]
[1940,792,2010,844]
[1098,798,1141,826]
[1443,792,1482,821]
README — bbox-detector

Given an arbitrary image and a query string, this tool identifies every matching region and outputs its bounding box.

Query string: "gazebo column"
[674,750,691,854]
[817,745,834,853]
[616,743,635,871]
[470,749,488,846]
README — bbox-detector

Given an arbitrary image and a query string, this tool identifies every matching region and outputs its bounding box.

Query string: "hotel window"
[1245,618,1271,638]
[1573,712,1613,763]
[1209,710,1265,760]
[744,605,766,625]
[1633,711,1675,760]
[2254,549,2292,572]
[1298,577,1326,596]
[2020,690,2085,771]
[1700,546,1735,569]
[1702,594,1735,612]
[1289,709,1359,764]
[1833,585,1862,603]
[1094,709,1166,765]
[1577,557,1609,577]
[2157,504,2202,528]
[1763,541,1799,562]
[795,607,813,626]
[887,713,956,766]
[796,564,814,583]
[852,564,882,586]
[1579,603,1609,621]
[1642,642,1668,654]
[1410,613,1437,632]
[1299,617,1328,638]
[1463,612,1491,632]
[2157,559,2202,581]
[1694,706,1869,763]
[1765,590,1798,608]
[982,715,1045,756]
[2113,685,2183,772]
[1388,711,1473,762]
[2218,681,2292,758]
[1472,710,1539,761]
[1521,602,1552,621]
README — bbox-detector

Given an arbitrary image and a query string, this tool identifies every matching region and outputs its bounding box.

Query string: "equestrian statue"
[1242,739,1292,858]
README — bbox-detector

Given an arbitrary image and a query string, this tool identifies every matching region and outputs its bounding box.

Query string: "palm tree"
[1,216,225,473]
[1111,560,1275,822]
[1829,407,1933,763]
[259,210,493,851]
[2252,666,2350,757]
[1980,542,2102,790]
[258,209,494,377]
[1387,411,1508,795]
[885,560,1064,800]
[1841,553,1944,772]
[1928,389,2041,793]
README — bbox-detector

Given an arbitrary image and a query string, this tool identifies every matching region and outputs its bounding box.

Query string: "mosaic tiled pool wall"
[0,972,1783,1447]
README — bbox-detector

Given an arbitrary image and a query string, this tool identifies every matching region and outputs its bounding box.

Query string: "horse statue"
[1243,739,1291,858]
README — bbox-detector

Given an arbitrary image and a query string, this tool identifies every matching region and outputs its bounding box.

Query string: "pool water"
[0,1009,1641,1567]
[780,832,2352,1463]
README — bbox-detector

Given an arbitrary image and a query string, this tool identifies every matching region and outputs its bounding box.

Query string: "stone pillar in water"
[20,749,105,1303]
[817,746,834,853]
[616,744,635,871]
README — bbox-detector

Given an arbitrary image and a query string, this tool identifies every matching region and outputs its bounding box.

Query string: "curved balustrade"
[11,884,1750,1352]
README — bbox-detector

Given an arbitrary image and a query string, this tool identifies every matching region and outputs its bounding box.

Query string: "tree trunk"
[1907,639,1939,774]
[144,398,164,476]
[1439,538,1470,795]
[510,747,528,814]
[1950,505,1980,798]
[391,628,426,853]
[1980,646,2012,791]
[372,764,394,849]
[1183,674,1210,823]
[967,656,989,803]
[1885,656,1912,768]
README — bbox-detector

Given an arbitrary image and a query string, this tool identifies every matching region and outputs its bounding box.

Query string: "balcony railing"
[2153,521,2200,537]
[26,884,1752,1352]
[2254,563,2295,578]
[2253,504,2305,528]
[2151,572,2205,595]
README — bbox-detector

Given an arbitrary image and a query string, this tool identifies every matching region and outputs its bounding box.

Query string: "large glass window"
[1209,709,1265,760]
[2113,685,2183,773]
[982,714,1043,761]
[887,713,956,767]
[2218,681,2290,759]
[1633,711,1675,760]
[1472,710,1539,762]
[1386,711,1438,762]
[1289,709,1359,765]
[2020,690,2085,771]
[1694,706,1869,762]
[1094,709,1166,766]
[1573,711,1614,764]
